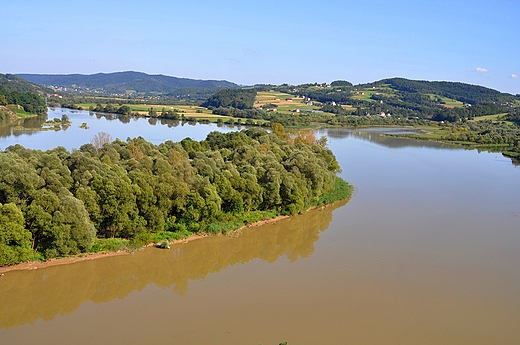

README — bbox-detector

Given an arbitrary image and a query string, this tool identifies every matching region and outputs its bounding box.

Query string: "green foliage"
[18,71,238,95]
[0,84,46,116]
[0,109,11,121]
[88,238,131,253]
[0,129,347,266]
[0,73,49,94]
[0,149,96,259]
[260,103,278,109]
[49,192,97,254]
[309,177,352,207]
[320,103,349,115]
[440,121,520,146]
[380,78,515,105]
[151,230,192,242]
[157,240,170,249]
[505,107,520,124]
[91,103,132,115]
[330,80,353,87]
[0,203,33,266]
[273,77,515,122]
[202,88,257,110]
[132,232,153,247]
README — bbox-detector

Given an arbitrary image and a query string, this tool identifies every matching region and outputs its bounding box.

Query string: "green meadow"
[7,104,34,117]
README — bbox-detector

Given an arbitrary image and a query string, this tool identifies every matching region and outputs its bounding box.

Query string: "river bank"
[0,195,351,275]
[4,125,518,344]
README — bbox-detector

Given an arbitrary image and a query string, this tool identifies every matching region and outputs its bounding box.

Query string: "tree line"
[0,85,47,116]
[0,127,350,266]
[378,78,516,105]
[202,88,257,110]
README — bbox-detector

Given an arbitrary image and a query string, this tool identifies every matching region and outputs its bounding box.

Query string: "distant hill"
[0,74,47,115]
[293,77,516,106]
[271,77,520,122]
[17,71,238,94]
[364,78,516,105]
[0,73,50,94]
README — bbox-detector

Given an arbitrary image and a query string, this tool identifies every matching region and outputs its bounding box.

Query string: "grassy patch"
[7,104,34,117]
[350,89,379,101]
[430,95,465,108]
[150,230,193,242]
[308,177,352,207]
[88,238,132,253]
[204,210,279,234]
[470,113,508,121]
[29,252,45,262]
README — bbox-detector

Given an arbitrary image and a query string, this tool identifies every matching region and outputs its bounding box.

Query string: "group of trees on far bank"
[202,88,257,110]
[0,85,47,118]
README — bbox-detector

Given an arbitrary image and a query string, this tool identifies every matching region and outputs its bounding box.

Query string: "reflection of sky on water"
[2,108,457,152]
[316,127,461,150]
[0,201,342,329]
[1,117,520,344]
[0,108,239,151]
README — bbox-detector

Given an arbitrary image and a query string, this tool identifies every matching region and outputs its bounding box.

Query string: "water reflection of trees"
[319,128,457,150]
[0,201,345,329]
[0,116,48,139]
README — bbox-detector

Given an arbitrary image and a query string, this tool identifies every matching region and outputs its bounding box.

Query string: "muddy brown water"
[1,122,519,344]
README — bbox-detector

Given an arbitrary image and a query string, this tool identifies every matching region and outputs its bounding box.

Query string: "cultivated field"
[255,91,321,113]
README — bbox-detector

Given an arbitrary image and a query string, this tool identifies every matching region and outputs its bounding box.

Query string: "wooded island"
[0,126,351,266]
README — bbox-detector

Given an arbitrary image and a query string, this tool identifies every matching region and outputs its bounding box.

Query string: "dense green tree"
[24,189,59,251]
[0,128,349,266]
[201,88,257,110]
[43,191,96,257]
[0,203,33,266]
[0,85,46,115]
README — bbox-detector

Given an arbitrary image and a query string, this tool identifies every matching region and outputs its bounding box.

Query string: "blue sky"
[2,0,519,94]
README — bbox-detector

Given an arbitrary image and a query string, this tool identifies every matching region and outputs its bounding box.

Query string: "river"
[0,109,519,344]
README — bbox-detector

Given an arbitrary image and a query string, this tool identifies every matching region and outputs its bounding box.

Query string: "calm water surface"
[0,108,238,151]
[0,110,519,344]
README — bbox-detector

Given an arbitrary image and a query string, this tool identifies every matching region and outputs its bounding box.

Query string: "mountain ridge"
[17,71,239,94]
[0,73,50,94]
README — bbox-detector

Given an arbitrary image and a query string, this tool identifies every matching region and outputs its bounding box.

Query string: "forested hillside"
[0,128,350,266]
[286,77,518,121]
[371,78,515,105]
[0,73,49,94]
[18,71,238,95]
[201,88,257,109]
[0,75,47,118]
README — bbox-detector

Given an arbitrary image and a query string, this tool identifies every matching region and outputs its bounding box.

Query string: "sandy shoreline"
[0,213,296,274]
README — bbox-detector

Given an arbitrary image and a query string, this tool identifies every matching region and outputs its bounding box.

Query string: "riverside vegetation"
[0,86,46,120]
[49,77,520,161]
[0,126,351,267]
[2,74,519,265]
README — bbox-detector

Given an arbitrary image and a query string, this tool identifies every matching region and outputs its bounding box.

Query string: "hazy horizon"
[2,0,519,94]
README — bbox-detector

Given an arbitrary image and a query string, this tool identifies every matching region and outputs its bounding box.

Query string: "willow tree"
[0,203,32,266]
